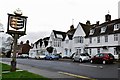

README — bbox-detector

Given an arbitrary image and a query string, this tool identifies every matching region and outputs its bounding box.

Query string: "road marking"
[79,64,98,68]
[58,71,96,80]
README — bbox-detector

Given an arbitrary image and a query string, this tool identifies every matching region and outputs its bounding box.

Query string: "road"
[1,58,119,80]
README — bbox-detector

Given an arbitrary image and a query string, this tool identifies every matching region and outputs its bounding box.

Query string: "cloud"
[18,31,51,44]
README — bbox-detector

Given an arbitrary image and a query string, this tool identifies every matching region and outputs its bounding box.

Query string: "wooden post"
[10,34,18,72]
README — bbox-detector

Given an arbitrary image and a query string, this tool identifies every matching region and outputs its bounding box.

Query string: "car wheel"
[72,59,75,62]
[35,57,37,59]
[44,57,46,60]
[50,57,52,60]
[103,60,106,64]
[79,59,82,63]
[90,60,93,63]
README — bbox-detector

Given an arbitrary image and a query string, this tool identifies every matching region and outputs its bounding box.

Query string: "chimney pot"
[86,20,91,25]
[96,21,99,26]
[105,14,111,22]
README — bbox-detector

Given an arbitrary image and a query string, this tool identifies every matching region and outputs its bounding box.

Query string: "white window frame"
[89,37,92,43]
[105,35,108,42]
[89,29,94,35]
[76,48,81,54]
[57,39,61,47]
[74,36,84,43]
[114,24,120,31]
[65,48,68,55]
[97,36,100,43]
[101,27,106,33]
[114,34,118,41]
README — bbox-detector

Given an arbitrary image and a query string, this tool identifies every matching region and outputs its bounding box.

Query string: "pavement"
[1,61,86,80]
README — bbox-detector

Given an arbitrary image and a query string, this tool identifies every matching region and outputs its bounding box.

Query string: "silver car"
[35,53,46,59]
[72,53,91,63]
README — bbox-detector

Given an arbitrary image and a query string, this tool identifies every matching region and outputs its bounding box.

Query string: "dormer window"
[57,34,63,38]
[114,24,120,31]
[89,29,94,35]
[101,27,106,33]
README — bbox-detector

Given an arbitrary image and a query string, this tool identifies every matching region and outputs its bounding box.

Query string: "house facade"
[72,21,93,55]
[30,14,120,59]
[29,37,49,58]
[47,30,66,56]
[63,25,76,57]
[86,14,120,59]
[62,14,120,59]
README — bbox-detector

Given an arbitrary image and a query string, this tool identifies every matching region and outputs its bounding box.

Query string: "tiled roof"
[67,28,76,40]
[79,22,94,38]
[87,18,120,37]
[53,30,66,41]
[43,37,50,47]
[43,37,50,41]
[34,37,50,47]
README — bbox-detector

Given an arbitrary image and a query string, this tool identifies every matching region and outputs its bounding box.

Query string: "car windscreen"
[108,54,114,57]
[41,53,45,55]
[80,54,87,56]
[53,54,58,56]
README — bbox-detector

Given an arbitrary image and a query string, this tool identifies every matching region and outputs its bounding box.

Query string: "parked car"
[17,54,29,58]
[90,53,115,64]
[55,54,62,58]
[72,53,91,62]
[70,52,76,59]
[45,54,59,60]
[35,53,46,59]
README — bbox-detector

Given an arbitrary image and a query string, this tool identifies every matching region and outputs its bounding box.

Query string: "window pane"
[105,35,108,42]
[97,36,100,43]
[114,34,118,41]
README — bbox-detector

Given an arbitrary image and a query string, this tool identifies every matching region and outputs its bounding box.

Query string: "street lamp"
[7,8,28,72]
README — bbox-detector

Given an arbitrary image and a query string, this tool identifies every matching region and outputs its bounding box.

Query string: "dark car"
[90,53,115,64]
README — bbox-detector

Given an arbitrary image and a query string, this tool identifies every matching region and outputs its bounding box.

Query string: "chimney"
[105,14,111,22]
[86,20,91,25]
[96,21,99,26]
[70,25,74,30]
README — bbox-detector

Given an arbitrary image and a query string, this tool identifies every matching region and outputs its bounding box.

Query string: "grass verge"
[1,63,50,80]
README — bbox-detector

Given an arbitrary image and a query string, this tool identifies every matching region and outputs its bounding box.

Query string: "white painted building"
[29,41,38,58]
[63,25,76,57]
[47,30,66,57]
[29,37,49,58]
[30,12,120,60]
[63,35,73,57]
[86,14,120,59]
[72,21,93,55]
[118,1,120,18]
[73,23,86,54]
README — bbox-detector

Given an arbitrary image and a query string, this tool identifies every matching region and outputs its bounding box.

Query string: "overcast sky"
[0,0,120,43]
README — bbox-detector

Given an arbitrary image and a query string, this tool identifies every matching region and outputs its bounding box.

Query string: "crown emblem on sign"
[14,8,22,16]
